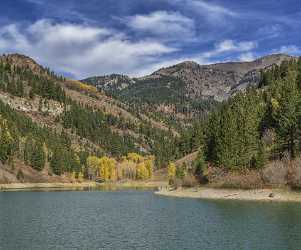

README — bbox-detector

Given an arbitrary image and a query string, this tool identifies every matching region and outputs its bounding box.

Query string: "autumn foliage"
[86,153,154,182]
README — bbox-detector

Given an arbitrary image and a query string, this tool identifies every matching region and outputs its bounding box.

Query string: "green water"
[0,190,301,250]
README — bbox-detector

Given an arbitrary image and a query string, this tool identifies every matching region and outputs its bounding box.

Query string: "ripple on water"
[0,190,301,250]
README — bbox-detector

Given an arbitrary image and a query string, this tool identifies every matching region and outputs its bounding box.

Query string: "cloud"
[0,19,177,78]
[126,11,195,41]
[277,45,301,55]
[202,40,257,58]
[29,20,111,43]
[137,39,258,75]
[238,52,255,62]
[171,0,236,22]
[25,0,44,4]
[256,24,282,40]
[189,0,236,17]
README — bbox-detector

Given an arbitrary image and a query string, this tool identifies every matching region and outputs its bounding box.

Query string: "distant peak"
[0,53,46,75]
[178,61,199,66]
[1,53,39,65]
[255,53,293,61]
[1,53,37,63]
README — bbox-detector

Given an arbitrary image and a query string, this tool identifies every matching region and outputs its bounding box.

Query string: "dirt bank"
[155,187,301,202]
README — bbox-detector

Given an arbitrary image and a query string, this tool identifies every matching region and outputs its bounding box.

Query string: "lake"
[0,190,301,250]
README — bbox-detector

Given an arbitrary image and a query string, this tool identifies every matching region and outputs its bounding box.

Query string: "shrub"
[16,169,24,182]
[182,174,198,188]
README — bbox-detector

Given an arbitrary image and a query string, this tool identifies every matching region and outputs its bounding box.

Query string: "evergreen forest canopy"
[198,58,301,171]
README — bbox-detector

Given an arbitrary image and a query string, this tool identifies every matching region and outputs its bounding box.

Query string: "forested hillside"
[1,53,300,187]
[83,54,294,129]
[177,57,301,188]
[204,58,301,167]
[0,54,201,183]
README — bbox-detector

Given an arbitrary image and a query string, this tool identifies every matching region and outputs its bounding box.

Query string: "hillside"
[151,54,295,100]
[0,54,196,183]
[1,53,301,188]
[83,54,295,126]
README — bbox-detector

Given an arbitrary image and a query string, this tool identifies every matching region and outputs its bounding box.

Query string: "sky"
[0,0,300,79]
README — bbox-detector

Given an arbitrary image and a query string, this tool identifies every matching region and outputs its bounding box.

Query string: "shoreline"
[0,181,167,191]
[0,182,98,191]
[3,182,301,203]
[155,187,301,202]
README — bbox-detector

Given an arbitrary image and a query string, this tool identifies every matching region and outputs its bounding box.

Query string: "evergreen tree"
[50,149,62,175]
[31,141,45,171]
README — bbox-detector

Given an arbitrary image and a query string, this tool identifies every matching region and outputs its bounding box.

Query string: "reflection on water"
[1,185,157,192]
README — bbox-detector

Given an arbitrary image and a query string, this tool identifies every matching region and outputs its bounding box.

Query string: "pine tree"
[31,141,45,171]
[50,150,62,175]
[194,150,206,176]
[271,71,301,158]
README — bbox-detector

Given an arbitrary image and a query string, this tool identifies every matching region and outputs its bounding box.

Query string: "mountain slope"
[150,54,295,101]
[83,54,296,125]
[0,53,193,185]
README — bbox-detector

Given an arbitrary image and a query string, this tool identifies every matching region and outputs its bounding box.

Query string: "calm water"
[0,190,301,250]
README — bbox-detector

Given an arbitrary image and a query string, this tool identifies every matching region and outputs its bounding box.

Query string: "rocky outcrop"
[0,53,45,75]
[82,74,135,94]
[0,92,64,116]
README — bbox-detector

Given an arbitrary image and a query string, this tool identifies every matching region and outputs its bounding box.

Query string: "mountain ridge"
[83,54,297,102]
[82,54,297,123]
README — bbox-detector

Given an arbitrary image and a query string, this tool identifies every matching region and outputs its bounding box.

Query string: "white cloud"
[126,11,195,40]
[202,40,257,58]
[277,45,301,55]
[28,20,111,44]
[0,19,177,78]
[136,39,258,75]
[190,0,236,17]
[239,52,255,62]
[171,0,236,22]
[256,24,281,39]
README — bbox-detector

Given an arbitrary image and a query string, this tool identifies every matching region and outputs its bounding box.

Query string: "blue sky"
[0,0,300,78]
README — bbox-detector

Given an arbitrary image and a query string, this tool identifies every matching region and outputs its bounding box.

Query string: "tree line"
[192,58,301,172]
[0,99,82,175]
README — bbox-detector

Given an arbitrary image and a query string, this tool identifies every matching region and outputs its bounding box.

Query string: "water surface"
[0,190,301,250]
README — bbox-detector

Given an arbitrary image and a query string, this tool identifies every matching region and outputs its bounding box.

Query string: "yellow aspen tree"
[86,156,100,177]
[144,158,154,179]
[99,156,117,181]
[127,152,144,163]
[78,172,84,182]
[136,162,149,180]
[167,162,176,180]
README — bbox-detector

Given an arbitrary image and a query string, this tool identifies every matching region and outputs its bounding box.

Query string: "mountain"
[83,54,296,124]
[0,53,192,184]
[1,52,301,188]
[149,54,295,101]
[85,54,294,101]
